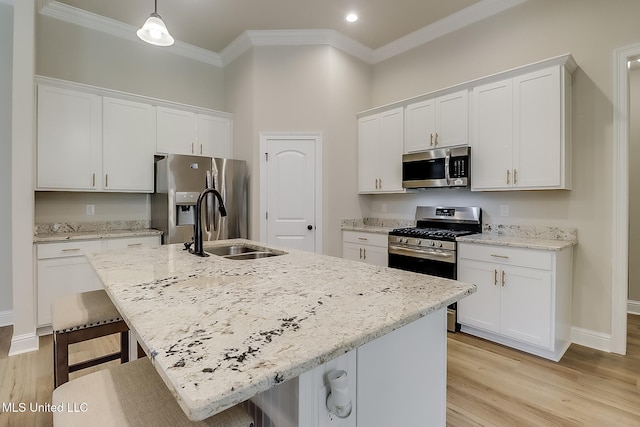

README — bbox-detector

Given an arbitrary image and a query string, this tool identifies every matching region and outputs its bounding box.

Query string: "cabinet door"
[471,79,513,190]
[361,244,388,267]
[378,107,404,192]
[435,90,468,148]
[103,97,156,192]
[343,241,364,262]
[37,85,102,190]
[357,115,380,193]
[156,107,197,155]
[513,66,562,189]
[500,265,553,348]
[198,115,232,159]
[405,99,436,153]
[457,259,501,333]
[37,256,102,327]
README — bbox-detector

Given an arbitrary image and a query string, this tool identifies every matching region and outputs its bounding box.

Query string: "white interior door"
[264,136,318,252]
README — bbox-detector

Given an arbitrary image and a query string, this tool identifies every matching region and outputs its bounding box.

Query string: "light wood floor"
[1,316,639,426]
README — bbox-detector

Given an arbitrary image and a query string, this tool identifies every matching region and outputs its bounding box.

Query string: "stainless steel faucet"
[191,188,227,257]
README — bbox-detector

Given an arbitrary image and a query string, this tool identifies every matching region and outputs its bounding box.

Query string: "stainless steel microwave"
[402,146,470,189]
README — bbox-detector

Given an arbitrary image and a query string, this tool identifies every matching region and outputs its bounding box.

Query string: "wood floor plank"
[2,316,640,426]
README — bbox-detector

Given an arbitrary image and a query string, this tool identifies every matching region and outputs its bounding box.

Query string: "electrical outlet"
[500,204,509,217]
[86,204,95,216]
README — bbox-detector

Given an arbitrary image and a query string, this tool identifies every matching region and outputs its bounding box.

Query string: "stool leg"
[54,332,70,387]
[120,330,129,364]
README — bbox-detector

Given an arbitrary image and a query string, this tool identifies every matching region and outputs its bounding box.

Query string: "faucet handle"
[183,241,193,251]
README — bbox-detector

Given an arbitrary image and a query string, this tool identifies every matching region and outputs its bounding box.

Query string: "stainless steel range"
[388,206,482,332]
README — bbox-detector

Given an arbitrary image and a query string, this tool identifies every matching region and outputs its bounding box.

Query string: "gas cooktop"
[389,227,478,241]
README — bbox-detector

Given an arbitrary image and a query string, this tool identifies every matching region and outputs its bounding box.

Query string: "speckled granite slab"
[341,218,415,234]
[87,239,475,421]
[457,224,577,251]
[34,221,162,242]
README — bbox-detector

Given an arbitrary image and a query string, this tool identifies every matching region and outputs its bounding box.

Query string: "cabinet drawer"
[458,243,552,270]
[342,230,388,248]
[104,235,160,250]
[37,240,104,260]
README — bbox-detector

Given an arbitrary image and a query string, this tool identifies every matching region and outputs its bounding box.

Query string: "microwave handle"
[444,149,451,185]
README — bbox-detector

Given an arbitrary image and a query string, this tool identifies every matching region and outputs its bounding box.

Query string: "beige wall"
[366,0,640,335]
[34,192,150,224]
[629,67,640,303]
[225,45,370,256]
[0,3,13,315]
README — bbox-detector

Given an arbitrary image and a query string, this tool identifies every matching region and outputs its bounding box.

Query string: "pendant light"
[137,0,174,47]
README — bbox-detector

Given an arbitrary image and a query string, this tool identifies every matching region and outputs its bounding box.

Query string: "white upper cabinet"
[358,107,405,193]
[156,107,198,156]
[156,107,233,158]
[471,64,571,191]
[37,85,102,190]
[102,97,156,192]
[197,114,232,159]
[405,89,468,152]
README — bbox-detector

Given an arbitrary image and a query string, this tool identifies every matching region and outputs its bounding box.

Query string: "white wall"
[34,192,150,224]
[0,3,13,317]
[225,45,371,256]
[367,0,640,336]
[629,66,640,303]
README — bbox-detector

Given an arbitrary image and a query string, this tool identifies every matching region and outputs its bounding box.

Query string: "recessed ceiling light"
[346,12,358,23]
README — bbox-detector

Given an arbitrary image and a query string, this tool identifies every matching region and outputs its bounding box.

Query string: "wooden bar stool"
[52,357,255,427]
[52,289,129,388]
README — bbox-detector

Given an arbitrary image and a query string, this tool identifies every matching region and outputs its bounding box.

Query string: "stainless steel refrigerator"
[152,154,248,245]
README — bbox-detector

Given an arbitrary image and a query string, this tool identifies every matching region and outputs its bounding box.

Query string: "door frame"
[259,132,323,254]
[611,42,640,355]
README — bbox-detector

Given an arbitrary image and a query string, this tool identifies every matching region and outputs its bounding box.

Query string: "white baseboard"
[627,300,640,315]
[0,310,12,327]
[8,332,39,356]
[570,326,611,353]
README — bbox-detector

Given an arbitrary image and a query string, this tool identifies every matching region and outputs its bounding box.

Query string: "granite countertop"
[341,218,415,235]
[457,223,578,251]
[33,220,163,243]
[87,239,475,421]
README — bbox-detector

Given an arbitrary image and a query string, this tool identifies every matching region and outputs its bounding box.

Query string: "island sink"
[203,242,287,260]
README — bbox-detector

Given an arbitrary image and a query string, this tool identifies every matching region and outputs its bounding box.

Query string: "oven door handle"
[388,246,456,264]
[444,149,451,186]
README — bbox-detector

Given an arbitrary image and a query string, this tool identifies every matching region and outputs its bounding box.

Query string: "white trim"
[570,326,612,353]
[38,1,223,67]
[628,300,640,316]
[259,132,323,254]
[611,43,640,355]
[38,0,526,67]
[9,332,39,356]
[0,310,12,327]
[372,0,528,63]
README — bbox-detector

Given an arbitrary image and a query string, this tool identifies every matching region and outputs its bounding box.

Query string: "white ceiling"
[54,0,490,53]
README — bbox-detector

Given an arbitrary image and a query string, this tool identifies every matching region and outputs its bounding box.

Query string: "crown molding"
[38,0,223,67]
[372,0,528,63]
[221,29,373,66]
[38,0,527,67]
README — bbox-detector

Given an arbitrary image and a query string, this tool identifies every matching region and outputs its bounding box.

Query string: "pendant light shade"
[137,1,174,46]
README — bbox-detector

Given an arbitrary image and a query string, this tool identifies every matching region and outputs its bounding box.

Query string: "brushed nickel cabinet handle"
[430,133,433,146]
[62,248,81,253]
[191,142,194,154]
[494,269,498,286]
[491,254,509,259]
[379,179,382,189]
[200,144,203,155]
[92,173,95,187]
[435,132,439,146]
[358,237,368,241]
[506,169,510,185]
[502,270,506,287]
[514,169,518,185]
[363,248,367,260]
[105,174,108,187]
[359,248,363,259]
[127,243,143,247]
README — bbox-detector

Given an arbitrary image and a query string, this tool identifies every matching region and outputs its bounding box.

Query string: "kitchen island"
[87,239,475,425]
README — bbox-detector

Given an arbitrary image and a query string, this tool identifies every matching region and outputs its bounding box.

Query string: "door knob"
[307,225,313,230]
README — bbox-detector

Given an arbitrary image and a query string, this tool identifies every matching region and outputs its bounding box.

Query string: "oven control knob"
[437,242,443,248]
[416,239,421,245]
[430,241,435,247]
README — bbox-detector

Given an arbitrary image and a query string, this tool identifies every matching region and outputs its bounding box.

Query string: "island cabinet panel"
[471,64,572,191]
[36,85,102,190]
[357,107,405,194]
[35,235,160,330]
[405,89,469,153]
[457,242,572,361]
[342,231,388,267]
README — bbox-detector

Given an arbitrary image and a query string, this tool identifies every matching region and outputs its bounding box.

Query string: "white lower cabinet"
[457,242,573,361]
[36,235,160,330]
[342,231,388,267]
